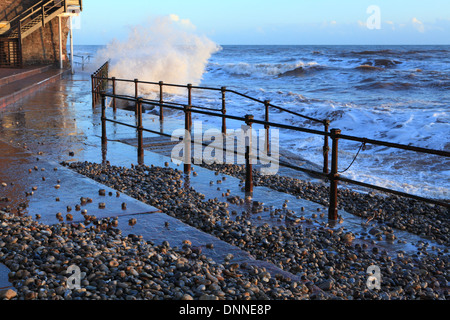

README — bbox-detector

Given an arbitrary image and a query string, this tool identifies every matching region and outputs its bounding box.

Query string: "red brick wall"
[0,0,36,21]
[1,1,70,66]
[21,16,70,66]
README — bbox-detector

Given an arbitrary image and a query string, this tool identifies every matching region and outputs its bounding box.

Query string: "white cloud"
[412,17,425,33]
[169,14,195,30]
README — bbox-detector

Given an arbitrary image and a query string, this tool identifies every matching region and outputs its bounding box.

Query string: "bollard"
[244,114,254,195]
[136,98,144,165]
[221,87,227,135]
[328,128,341,221]
[101,93,107,146]
[323,120,330,175]
[184,104,192,174]
[159,81,164,122]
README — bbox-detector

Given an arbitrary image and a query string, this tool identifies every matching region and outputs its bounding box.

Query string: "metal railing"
[92,74,332,175]
[68,53,92,71]
[0,0,82,67]
[91,70,450,221]
[91,61,109,107]
[0,38,21,68]
[7,0,66,38]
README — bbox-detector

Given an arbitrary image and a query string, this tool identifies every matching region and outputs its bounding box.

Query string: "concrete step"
[0,65,53,87]
[0,67,67,109]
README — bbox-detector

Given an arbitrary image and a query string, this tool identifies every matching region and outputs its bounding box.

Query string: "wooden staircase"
[0,0,82,68]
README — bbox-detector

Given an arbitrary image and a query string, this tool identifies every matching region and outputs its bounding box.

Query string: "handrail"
[93,76,326,124]
[9,0,64,27]
[100,91,450,210]
[92,74,331,174]
[7,0,82,39]
[91,61,109,108]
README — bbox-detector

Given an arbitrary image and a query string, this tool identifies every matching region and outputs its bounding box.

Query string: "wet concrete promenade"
[0,71,323,291]
[1,71,447,297]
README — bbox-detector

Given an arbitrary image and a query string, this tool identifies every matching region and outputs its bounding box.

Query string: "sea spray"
[94,15,221,97]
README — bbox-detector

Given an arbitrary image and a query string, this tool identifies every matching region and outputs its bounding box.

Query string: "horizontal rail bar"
[105,118,137,129]
[99,90,450,209]
[101,92,450,158]
[337,134,450,157]
[269,104,327,124]
[338,176,450,208]
[141,127,174,138]
[92,76,325,123]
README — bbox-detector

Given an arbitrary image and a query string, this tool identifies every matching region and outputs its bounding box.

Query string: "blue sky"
[73,0,450,45]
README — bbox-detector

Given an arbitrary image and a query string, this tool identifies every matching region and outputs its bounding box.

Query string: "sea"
[73,44,450,201]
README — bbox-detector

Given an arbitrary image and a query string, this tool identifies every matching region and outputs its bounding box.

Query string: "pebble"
[45,161,450,301]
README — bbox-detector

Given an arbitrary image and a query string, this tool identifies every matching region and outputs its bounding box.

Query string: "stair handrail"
[7,0,79,36]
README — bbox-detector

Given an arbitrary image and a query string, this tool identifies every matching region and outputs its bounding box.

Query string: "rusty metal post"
[221,87,227,135]
[264,100,270,155]
[136,98,144,165]
[159,81,164,122]
[245,114,254,195]
[184,104,192,174]
[112,77,116,112]
[101,92,107,146]
[323,120,330,174]
[328,128,341,221]
[91,74,95,108]
[187,84,193,129]
[134,79,139,120]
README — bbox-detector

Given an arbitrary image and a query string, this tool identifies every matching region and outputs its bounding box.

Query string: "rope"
[339,142,366,174]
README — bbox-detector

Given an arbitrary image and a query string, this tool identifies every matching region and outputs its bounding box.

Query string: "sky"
[72,0,450,45]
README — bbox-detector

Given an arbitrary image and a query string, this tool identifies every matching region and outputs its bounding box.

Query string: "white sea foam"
[211,61,320,77]
[94,15,221,97]
[83,44,450,200]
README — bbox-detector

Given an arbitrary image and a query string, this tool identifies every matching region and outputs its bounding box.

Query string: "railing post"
[245,114,254,196]
[101,92,107,146]
[187,83,193,129]
[91,74,95,108]
[328,128,341,221]
[184,104,192,174]
[264,100,270,155]
[134,79,139,120]
[221,87,227,135]
[136,98,144,165]
[323,120,330,174]
[159,81,164,122]
[18,21,22,68]
[112,77,116,112]
[42,4,45,27]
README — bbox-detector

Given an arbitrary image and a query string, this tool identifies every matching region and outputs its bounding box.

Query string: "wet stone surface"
[0,72,448,300]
